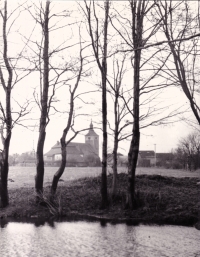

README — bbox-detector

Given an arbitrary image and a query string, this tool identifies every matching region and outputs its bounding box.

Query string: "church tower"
[85,121,99,157]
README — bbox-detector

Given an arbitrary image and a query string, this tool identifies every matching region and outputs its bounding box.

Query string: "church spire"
[85,121,98,136]
[85,120,99,156]
[90,119,93,129]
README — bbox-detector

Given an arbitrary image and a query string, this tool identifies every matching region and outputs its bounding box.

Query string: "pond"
[0,220,199,257]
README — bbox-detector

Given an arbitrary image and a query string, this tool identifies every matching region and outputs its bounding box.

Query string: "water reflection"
[0,220,200,257]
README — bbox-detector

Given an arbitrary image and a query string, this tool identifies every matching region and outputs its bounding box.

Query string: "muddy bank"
[1,174,199,227]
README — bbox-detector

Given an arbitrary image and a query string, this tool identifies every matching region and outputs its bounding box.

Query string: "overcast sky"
[0,0,199,156]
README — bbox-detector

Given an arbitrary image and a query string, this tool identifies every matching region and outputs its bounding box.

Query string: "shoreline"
[1,211,199,229]
[1,173,199,228]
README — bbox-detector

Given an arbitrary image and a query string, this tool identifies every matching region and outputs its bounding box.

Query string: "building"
[138,151,174,168]
[117,151,156,167]
[85,121,99,156]
[106,151,155,167]
[137,151,156,167]
[44,121,100,167]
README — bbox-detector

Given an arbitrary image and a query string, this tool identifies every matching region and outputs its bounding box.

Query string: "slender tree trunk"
[112,138,118,197]
[35,1,50,197]
[101,70,108,208]
[0,166,9,207]
[126,55,141,208]
[84,0,109,208]
[51,138,67,195]
[126,128,140,209]
[100,0,109,209]
[0,1,13,208]
[111,93,119,197]
[125,0,143,209]
[0,135,11,207]
[1,89,12,207]
[0,140,11,207]
[35,129,46,195]
[50,41,83,195]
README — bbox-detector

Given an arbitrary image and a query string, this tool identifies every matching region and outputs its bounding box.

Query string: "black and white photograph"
[0,0,200,256]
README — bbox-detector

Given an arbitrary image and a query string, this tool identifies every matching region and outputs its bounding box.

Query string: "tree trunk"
[125,49,141,208]
[125,0,143,208]
[100,0,109,209]
[0,131,11,207]
[0,160,9,207]
[35,1,50,197]
[51,139,67,195]
[0,1,13,208]
[126,129,140,209]
[101,71,108,208]
[111,138,118,198]
[112,95,119,197]
[84,0,109,208]
[35,129,46,195]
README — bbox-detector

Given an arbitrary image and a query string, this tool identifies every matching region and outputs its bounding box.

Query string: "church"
[44,122,100,167]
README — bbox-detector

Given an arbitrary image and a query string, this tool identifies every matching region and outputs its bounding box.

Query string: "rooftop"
[45,141,96,157]
[139,151,155,158]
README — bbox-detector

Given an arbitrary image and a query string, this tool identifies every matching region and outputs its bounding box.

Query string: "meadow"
[1,165,199,226]
[8,165,200,189]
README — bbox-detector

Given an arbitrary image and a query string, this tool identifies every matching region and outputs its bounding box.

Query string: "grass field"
[2,171,199,226]
[2,166,199,225]
[8,165,200,189]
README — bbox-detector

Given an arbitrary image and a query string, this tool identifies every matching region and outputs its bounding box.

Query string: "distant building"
[106,151,155,167]
[44,121,100,167]
[116,151,156,167]
[138,151,174,167]
[137,151,156,167]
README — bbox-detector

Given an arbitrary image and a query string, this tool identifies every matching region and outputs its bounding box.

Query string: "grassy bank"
[1,173,199,227]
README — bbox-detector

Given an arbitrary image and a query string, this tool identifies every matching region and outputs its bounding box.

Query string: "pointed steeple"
[90,119,93,129]
[85,121,98,136]
[85,121,99,156]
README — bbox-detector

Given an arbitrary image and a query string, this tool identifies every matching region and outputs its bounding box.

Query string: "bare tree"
[51,41,90,194]
[156,0,200,125]
[33,1,50,197]
[109,0,175,208]
[125,0,144,209]
[109,0,191,208]
[106,54,132,198]
[25,1,79,198]
[0,1,32,207]
[82,0,110,208]
[177,131,200,170]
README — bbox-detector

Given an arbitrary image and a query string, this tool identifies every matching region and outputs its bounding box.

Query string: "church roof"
[85,121,98,136]
[45,141,96,157]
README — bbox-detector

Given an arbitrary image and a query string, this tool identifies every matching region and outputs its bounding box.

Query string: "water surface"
[0,221,199,257]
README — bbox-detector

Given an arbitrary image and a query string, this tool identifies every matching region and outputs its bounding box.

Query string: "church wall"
[85,135,99,156]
